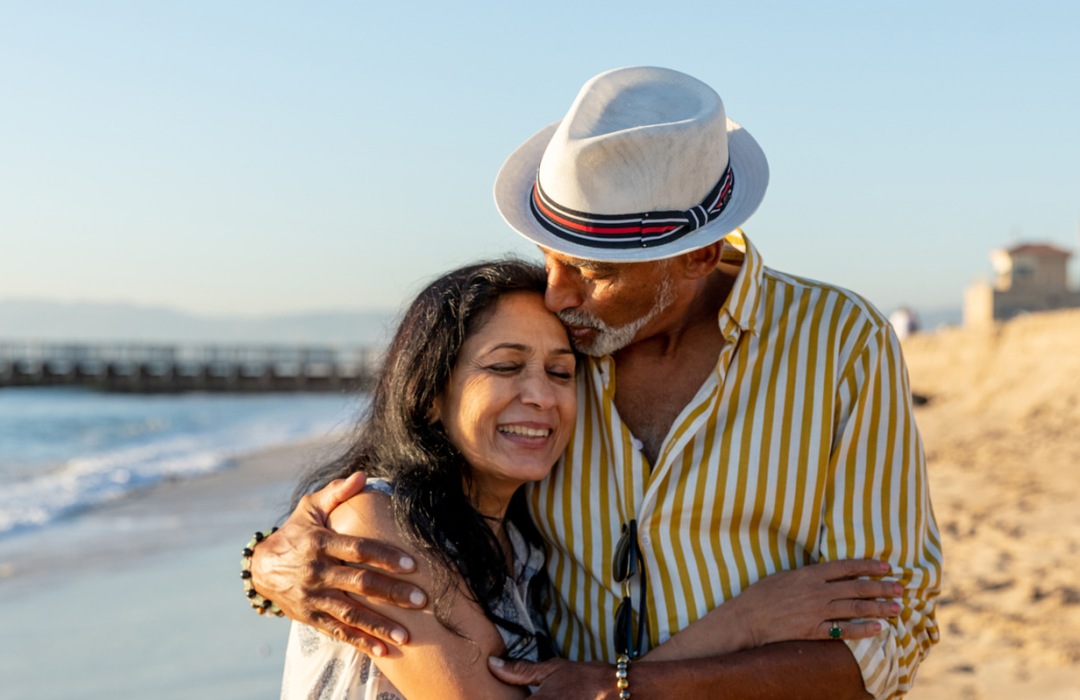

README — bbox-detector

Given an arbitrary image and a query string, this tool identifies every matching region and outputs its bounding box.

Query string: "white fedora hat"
[494,66,769,262]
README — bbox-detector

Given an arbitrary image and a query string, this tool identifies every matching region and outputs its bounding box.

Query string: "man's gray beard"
[557,274,676,357]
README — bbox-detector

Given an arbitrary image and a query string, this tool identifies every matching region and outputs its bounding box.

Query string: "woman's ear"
[427,395,443,425]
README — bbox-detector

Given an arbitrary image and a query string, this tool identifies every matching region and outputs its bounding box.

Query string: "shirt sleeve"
[823,320,943,699]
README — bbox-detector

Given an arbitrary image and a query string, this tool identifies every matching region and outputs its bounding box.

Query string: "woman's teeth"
[498,425,551,437]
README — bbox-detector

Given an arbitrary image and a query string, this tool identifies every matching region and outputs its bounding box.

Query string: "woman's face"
[434,291,577,512]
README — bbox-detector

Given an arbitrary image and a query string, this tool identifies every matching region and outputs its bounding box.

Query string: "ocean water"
[0,387,364,538]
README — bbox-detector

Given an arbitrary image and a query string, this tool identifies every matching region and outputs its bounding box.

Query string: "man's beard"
[557,273,676,357]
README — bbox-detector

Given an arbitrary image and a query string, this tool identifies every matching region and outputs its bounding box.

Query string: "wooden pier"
[0,342,381,393]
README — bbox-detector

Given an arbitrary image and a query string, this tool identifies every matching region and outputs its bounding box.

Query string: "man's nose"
[544,263,582,314]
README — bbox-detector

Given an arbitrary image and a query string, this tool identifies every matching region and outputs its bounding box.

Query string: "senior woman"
[277,260,898,699]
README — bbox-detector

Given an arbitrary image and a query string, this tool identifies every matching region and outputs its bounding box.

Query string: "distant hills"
[0,298,962,348]
[0,299,397,346]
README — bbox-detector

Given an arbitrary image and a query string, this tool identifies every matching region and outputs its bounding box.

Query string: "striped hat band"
[529,164,735,250]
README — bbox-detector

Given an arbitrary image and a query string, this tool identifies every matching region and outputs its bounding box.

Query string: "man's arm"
[491,642,871,700]
[248,472,429,656]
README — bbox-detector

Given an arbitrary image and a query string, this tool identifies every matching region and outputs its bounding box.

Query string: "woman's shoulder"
[327,477,402,543]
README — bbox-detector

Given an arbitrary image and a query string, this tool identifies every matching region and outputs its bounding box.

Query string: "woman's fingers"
[826,596,902,620]
[829,575,905,601]
[814,558,893,581]
[817,619,884,642]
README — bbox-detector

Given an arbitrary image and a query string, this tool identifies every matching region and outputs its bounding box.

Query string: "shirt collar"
[716,229,766,339]
[585,229,766,381]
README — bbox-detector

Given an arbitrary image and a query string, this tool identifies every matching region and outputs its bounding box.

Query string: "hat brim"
[494,118,770,263]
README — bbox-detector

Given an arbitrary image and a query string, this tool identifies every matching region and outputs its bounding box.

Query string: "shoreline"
[0,435,345,700]
[0,434,345,591]
[0,434,346,597]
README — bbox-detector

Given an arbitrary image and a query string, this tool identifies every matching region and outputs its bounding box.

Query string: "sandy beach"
[2,309,1078,699]
[899,308,1080,700]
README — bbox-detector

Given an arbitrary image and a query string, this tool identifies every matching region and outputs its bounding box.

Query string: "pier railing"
[0,341,382,393]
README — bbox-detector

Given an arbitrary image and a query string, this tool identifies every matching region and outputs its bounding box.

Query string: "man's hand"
[488,657,613,700]
[250,472,428,656]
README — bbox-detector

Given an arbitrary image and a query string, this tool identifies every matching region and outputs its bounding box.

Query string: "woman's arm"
[327,490,528,700]
[643,558,902,662]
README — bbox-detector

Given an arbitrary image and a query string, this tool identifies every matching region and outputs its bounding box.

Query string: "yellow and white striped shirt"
[527,231,942,699]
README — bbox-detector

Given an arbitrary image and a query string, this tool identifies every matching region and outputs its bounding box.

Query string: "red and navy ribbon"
[529,165,734,250]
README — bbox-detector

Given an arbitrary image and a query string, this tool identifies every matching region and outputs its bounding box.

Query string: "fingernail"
[390,629,406,644]
[892,584,904,596]
[871,622,882,633]
[889,603,902,615]
[371,644,385,657]
[488,656,505,668]
[879,561,892,573]
[409,590,426,607]
[400,556,415,570]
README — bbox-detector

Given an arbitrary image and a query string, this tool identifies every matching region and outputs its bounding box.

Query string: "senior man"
[248,66,941,698]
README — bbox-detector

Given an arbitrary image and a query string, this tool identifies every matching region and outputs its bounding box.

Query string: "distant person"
[889,307,920,341]
[274,260,900,699]
[250,67,942,698]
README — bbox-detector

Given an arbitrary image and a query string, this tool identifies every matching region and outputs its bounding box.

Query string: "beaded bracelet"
[241,527,284,617]
[615,653,631,699]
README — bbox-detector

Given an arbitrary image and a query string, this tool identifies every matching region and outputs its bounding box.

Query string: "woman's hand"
[645,558,902,661]
[249,472,429,656]
[727,558,902,647]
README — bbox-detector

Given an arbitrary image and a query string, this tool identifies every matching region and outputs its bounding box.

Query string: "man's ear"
[677,241,724,279]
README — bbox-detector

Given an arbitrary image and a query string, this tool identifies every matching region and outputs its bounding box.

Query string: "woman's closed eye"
[546,365,575,381]
[484,362,522,374]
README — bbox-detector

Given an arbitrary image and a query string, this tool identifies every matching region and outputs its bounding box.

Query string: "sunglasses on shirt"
[612,519,649,659]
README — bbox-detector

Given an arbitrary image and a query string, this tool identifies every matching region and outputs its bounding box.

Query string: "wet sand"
[0,437,343,700]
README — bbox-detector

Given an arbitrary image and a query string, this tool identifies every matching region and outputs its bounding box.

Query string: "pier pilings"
[0,342,380,393]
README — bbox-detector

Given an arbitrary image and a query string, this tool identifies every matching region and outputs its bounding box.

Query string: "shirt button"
[640,534,651,546]
[631,437,643,451]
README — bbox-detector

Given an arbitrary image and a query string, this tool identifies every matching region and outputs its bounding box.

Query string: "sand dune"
[903,308,1080,699]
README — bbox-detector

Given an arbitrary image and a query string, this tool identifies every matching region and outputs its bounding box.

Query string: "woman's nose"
[519,370,557,409]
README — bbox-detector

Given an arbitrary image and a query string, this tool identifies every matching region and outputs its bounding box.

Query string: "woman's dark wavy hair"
[292,258,554,658]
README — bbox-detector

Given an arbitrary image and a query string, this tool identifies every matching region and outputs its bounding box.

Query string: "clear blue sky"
[1,1,1077,318]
